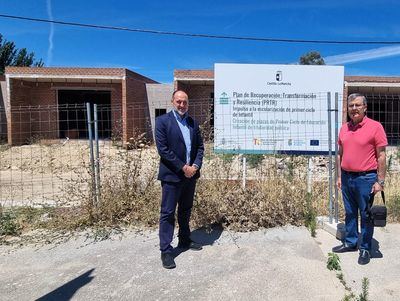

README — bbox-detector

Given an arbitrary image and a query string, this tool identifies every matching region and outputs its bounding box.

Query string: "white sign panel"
[214,63,344,154]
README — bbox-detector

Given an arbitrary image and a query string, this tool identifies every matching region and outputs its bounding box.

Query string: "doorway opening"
[58,90,112,139]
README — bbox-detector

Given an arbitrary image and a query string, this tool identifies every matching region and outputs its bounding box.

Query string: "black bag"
[368,191,387,227]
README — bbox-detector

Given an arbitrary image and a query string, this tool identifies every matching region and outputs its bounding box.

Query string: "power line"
[1,13,400,45]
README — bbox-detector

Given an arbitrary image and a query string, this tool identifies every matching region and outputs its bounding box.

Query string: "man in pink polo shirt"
[333,93,387,265]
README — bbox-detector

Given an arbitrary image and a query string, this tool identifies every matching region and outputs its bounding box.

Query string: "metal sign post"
[327,93,333,224]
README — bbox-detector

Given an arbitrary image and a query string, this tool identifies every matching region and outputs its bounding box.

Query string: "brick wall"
[123,70,157,144]
[174,69,214,80]
[342,85,349,123]
[8,79,32,145]
[176,82,214,126]
[8,79,124,145]
[5,67,158,145]
[123,75,151,145]
[0,79,7,140]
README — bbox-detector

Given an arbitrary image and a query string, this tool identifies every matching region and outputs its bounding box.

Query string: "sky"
[1,0,400,83]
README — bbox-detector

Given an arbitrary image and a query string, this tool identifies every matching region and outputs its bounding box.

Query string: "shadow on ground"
[36,268,95,301]
[371,238,383,259]
[172,223,223,258]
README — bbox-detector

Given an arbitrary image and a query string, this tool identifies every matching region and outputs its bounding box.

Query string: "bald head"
[171,90,189,116]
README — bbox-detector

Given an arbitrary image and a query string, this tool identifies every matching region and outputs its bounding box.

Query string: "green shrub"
[244,154,264,169]
[327,252,341,271]
[304,192,317,237]
[357,277,370,301]
[0,211,20,236]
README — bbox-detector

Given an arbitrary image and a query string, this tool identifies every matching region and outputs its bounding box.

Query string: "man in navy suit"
[155,90,204,269]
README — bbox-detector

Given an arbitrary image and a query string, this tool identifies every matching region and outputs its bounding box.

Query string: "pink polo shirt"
[338,116,387,172]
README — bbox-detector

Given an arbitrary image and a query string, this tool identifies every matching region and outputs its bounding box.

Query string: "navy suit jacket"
[155,111,204,182]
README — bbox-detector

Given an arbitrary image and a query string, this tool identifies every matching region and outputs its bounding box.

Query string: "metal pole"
[327,92,333,224]
[94,104,101,205]
[242,156,246,189]
[86,102,96,206]
[334,93,339,223]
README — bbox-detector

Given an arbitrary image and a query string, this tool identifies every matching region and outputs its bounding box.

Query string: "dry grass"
[192,177,310,231]
[1,139,400,244]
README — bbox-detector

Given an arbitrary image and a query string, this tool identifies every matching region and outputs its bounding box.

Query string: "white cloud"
[325,45,400,65]
[46,0,54,66]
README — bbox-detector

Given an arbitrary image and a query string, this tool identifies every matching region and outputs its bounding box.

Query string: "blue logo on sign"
[219,92,229,105]
[310,140,319,146]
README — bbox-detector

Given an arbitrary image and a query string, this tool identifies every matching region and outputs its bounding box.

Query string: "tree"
[299,51,325,65]
[0,33,44,75]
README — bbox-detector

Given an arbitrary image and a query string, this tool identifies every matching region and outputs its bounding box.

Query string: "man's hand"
[336,178,342,190]
[182,165,197,178]
[372,182,384,194]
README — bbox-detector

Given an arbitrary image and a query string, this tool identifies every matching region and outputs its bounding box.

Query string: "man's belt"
[342,169,377,176]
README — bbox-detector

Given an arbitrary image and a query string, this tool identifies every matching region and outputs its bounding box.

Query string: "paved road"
[0,224,399,300]
[316,224,400,300]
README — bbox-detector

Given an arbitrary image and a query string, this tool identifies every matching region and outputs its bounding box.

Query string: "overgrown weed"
[2,135,400,246]
[304,192,317,237]
[327,252,341,271]
[341,277,371,301]
[50,143,160,231]
[384,173,400,221]
[244,154,264,169]
[0,210,20,237]
[0,206,54,244]
[327,253,372,301]
[193,174,310,231]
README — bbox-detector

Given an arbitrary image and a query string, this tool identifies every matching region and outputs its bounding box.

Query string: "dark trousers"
[341,171,376,251]
[159,178,197,253]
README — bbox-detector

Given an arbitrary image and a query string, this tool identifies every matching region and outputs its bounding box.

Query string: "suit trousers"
[159,178,197,253]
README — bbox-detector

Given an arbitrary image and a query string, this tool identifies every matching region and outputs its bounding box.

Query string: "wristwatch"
[377,179,385,187]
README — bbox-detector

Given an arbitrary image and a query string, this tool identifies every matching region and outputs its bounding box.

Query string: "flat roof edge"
[6,74,125,80]
[174,77,214,81]
[345,82,400,87]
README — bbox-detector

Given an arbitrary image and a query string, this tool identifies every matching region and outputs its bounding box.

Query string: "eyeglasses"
[348,103,364,109]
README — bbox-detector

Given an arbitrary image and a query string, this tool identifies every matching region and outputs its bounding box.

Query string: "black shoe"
[178,240,203,251]
[161,253,176,269]
[332,244,358,253]
[358,250,370,265]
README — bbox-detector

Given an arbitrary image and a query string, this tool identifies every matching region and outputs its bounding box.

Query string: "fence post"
[327,92,333,224]
[86,102,97,207]
[94,104,101,205]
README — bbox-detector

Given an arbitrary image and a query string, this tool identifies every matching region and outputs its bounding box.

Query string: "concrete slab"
[0,226,346,301]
